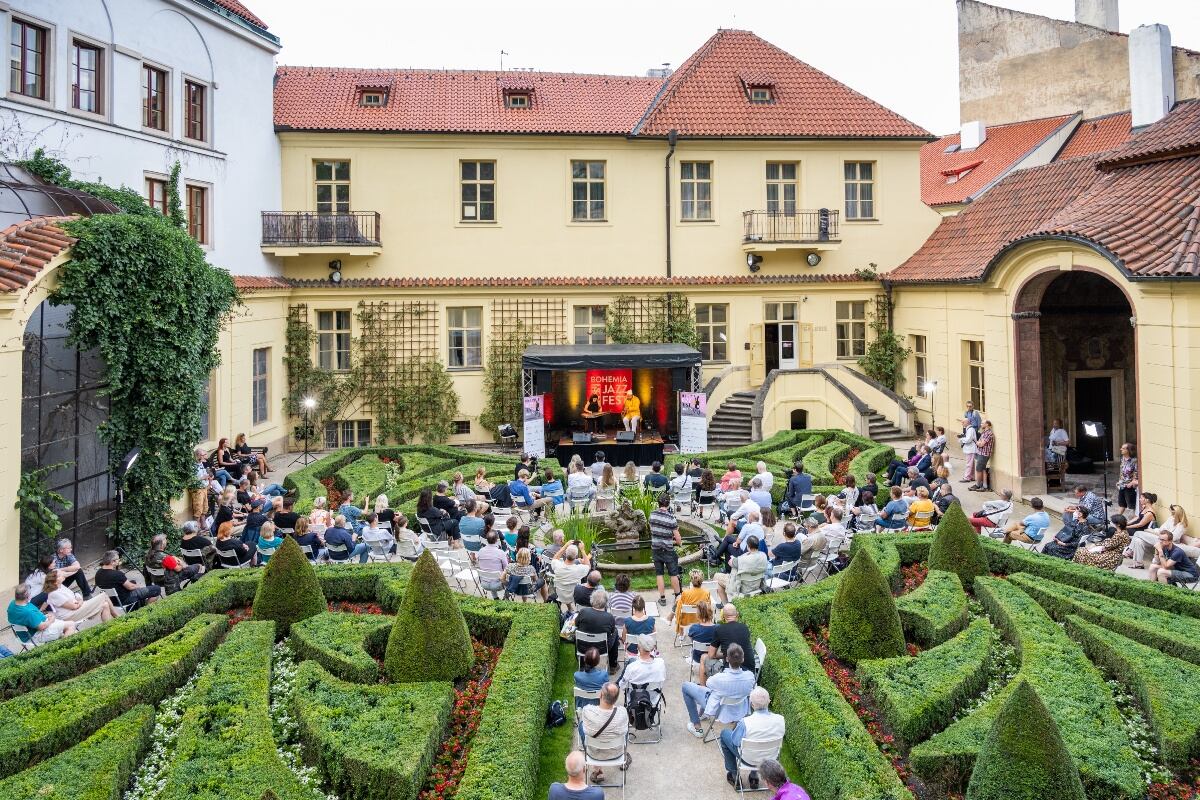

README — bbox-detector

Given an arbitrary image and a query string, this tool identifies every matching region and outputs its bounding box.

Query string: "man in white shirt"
[727,491,760,524]
[719,687,786,789]
[754,462,774,494]
[619,634,667,689]
[735,510,766,549]
[747,478,773,514]
[821,507,850,553]
[717,536,769,603]
[578,682,629,777]
[551,544,591,609]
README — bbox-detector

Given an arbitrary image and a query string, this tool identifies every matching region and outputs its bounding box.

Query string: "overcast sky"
[250,0,1199,134]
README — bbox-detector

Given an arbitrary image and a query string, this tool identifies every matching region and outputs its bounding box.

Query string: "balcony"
[260,211,382,257]
[742,209,841,253]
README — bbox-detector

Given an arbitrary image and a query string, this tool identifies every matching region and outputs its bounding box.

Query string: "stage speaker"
[535,372,552,394]
[671,368,690,392]
[616,430,636,443]
[572,432,592,444]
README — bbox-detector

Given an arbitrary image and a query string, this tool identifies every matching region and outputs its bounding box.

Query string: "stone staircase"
[866,408,908,443]
[707,390,756,449]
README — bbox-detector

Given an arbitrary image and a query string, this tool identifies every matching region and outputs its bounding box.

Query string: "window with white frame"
[573,306,607,345]
[325,420,372,449]
[316,310,352,371]
[696,304,729,362]
[765,162,799,215]
[912,335,927,398]
[836,301,867,359]
[967,340,985,411]
[447,307,483,368]
[315,161,350,213]
[251,348,269,425]
[460,160,496,222]
[570,160,606,221]
[680,161,713,221]
[844,161,876,220]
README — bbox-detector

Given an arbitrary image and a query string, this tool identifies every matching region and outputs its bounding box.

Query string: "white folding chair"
[703,692,751,743]
[323,542,351,563]
[567,488,593,516]
[575,629,611,671]
[979,509,1012,539]
[688,639,709,682]
[443,550,475,592]
[673,488,694,516]
[417,517,435,538]
[797,494,816,518]
[697,491,718,520]
[582,732,627,799]
[179,547,208,571]
[102,585,138,614]
[767,560,800,592]
[216,548,253,569]
[424,539,450,551]
[395,538,421,562]
[367,539,395,563]
[906,510,935,532]
[474,568,503,599]
[674,604,699,647]
[299,543,316,563]
[594,488,616,513]
[505,573,536,602]
[753,638,767,683]
[460,533,483,551]
[9,623,36,651]
[626,681,665,744]
[736,736,784,796]
[309,523,327,538]
[573,685,602,708]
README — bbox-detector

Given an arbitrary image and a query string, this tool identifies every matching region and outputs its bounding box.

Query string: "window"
[184,80,205,141]
[570,160,606,221]
[199,374,213,441]
[968,340,985,411]
[251,348,269,425]
[325,420,371,449]
[749,86,773,104]
[460,160,496,222]
[71,40,102,113]
[359,91,385,107]
[766,162,799,215]
[844,161,876,220]
[144,177,167,215]
[316,310,352,371]
[10,18,47,100]
[573,306,607,345]
[680,161,713,221]
[453,420,471,435]
[142,64,167,130]
[186,185,207,244]
[505,93,529,108]
[836,301,867,359]
[696,304,728,362]
[448,307,483,368]
[912,335,927,398]
[315,161,350,214]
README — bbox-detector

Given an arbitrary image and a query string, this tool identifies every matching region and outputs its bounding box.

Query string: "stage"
[554,431,666,466]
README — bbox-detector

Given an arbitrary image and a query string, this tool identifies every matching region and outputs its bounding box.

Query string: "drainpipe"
[881,278,895,328]
[665,129,678,318]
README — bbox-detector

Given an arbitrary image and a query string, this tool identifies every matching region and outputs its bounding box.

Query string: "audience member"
[574,570,602,609]
[781,462,813,517]
[1075,514,1130,571]
[547,752,604,800]
[573,647,607,707]
[44,567,115,624]
[291,517,322,561]
[7,584,76,644]
[703,604,756,674]
[145,533,202,591]
[1149,530,1200,586]
[760,760,811,800]
[719,687,786,790]
[671,569,710,632]
[95,550,162,611]
[255,521,284,564]
[686,600,718,663]
[716,536,767,604]
[681,642,755,738]
[1002,497,1050,546]
[576,588,620,666]
[577,683,629,783]
[618,633,666,688]
[360,513,396,557]
[321,515,370,563]
[969,489,1014,534]
[608,573,636,621]
[649,494,682,604]
[621,595,655,655]
[475,531,509,594]
[214,520,251,567]
[53,538,92,599]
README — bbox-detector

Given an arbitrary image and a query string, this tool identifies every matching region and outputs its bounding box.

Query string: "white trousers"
[623,415,640,432]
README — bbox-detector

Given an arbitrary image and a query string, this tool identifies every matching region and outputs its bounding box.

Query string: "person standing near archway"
[969,421,994,493]
[1116,443,1139,516]
[1047,419,1070,486]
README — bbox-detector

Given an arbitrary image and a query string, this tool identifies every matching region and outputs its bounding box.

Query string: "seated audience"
[179,520,215,571]
[576,588,619,666]
[255,522,284,564]
[309,496,332,529]
[24,555,56,611]
[44,567,115,624]
[504,547,544,599]
[573,647,607,706]
[681,642,755,738]
[360,513,396,557]
[145,533,202,592]
[932,483,958,518]
[1129,493,1163,566]
[321,515,370,563]
[417,488,458,541]
[337,491,365,531]
[577,683,629,783]
[768,523,804,568]
[748,477,773,514]
[759,760,811,800]
[574,570,602,609]
[291,517,322,561]
[969,490,1015,534]
[906,487,936,528]
[608,573,636,621]
[719,687,786,790]
[509,470,553,520]
[475,531,509,594]
[458,500,486,548]
[1042,506,1090,560]
[719,462,743,493]
[550,543,591,608]
[1074,514,1130,571]
[1149,530,1200,586]
[702,604,756,674]
[452,471,475,506]
[671,569,710,633]
[618,633,666,689]
[1002,497,1051,546]
[644,462,670,491]
[95,550,162,610]
[875,486,908,531]
[547,752,604,800]
[53,538,92,599]
[434,481,464,521]
[621,595,656,655]
[686,600,719,662]
[7,584,76,644]
[541,469,566,506]
[716,536,768,604]
[274,497,302,532]
[213,520,251,567]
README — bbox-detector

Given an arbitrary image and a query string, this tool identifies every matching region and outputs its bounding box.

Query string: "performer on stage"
[583,394,603,433]
[622,389,641,434]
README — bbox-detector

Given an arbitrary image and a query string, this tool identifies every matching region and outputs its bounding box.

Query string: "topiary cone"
[928,501,989,590]
[966,678,1085,800]
[384,550,474,683]
[251,536,327,638]
[828,546,906,665]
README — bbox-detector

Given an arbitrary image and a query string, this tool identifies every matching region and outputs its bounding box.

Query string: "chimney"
[1128,24,1175,129]
[1075,0,1118,32]
[960,120,987,150]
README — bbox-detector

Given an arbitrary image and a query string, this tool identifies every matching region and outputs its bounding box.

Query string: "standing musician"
[622,389,641,434]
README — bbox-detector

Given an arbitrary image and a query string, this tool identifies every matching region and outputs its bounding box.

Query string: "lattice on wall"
[482,298,567,434]
[284,303,310,408]
[355,301,441,434]
[607,293,698,348]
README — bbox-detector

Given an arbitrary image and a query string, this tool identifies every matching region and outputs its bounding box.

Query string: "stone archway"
[1012,268,1136,495]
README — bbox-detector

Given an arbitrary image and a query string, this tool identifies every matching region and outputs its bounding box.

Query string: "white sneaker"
[685,721,704,738]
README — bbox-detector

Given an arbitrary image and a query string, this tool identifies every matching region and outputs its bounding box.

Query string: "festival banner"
[522,395,546,458]
[586,369,633,413]
[679,391,708,454]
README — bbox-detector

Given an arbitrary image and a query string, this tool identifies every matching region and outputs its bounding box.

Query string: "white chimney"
[960,120,987,150]
[1075,0,1119,32]
[1129,24,1175,129]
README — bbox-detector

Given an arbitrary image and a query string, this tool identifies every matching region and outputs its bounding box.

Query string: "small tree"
[828,547,906,665]
[384,551,474,682]
[251,537,327,637]
[857,293,911,391]
[966,678,1085,800]
[928,502,989,590]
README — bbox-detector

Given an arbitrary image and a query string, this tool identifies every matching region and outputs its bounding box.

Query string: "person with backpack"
[577,683,629,783]
[619,633,667,734]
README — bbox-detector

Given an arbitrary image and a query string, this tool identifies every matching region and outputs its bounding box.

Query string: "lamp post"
[1083,421,1109,502]
[291,396,318,467]
[112,448,141,548]
[922,380,938,431]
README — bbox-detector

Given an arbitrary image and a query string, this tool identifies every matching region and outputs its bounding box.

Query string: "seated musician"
[583,394,602,433]
[622,390,641,434]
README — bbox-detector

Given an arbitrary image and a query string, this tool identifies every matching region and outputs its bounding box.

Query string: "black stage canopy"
[521,343,702,370]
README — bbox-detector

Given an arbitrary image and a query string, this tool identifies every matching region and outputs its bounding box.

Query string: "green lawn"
[536,642,580,798]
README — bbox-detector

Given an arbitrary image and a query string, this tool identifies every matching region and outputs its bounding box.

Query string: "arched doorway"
[20,299,112,573]
[1012,269,1135,496]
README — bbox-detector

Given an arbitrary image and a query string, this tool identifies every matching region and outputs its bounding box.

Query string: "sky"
[248,0,1200,135]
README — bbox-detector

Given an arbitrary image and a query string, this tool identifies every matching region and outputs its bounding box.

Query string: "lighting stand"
[291,404,317,467]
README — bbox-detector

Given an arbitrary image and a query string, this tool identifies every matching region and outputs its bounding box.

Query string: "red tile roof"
[233,274,865,291]
[0,217,76,292]
[1096,100,1200,170]
[209,0,267,29]
[233,275,290,292]
[1057,112,1132,160]
[636,30,930,139]
[919,114,1076,207]
[273,67,664,135]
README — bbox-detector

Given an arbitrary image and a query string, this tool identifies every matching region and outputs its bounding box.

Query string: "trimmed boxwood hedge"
[0,614,225,778]
[292,660,454,800]
[291,611,393,683]
[829,547,906,665]
[927,503,988,590]
[910,577,1141,799]
[1008,572,1200,664]
[0,704,155,800]
[385,551,474,683]
[158,621,313,800]
[895,569,969,648]
[802,440,852,486]
[858,618,994,746]
[1066,615,1200,771]
[252,535,328,637]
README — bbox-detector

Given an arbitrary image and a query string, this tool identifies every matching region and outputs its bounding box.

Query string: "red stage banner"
[586,369,633,413]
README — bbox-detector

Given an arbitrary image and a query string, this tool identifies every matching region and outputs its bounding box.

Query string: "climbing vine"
[18,149,239,552]
[479,320,533,439]
[858,294,911,391]
[605,293,699,349]
[16,462,73,568]
[282,311,360,442]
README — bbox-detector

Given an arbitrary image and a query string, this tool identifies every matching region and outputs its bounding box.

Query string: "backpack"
[625,683,661,731]
[545,699,567,728]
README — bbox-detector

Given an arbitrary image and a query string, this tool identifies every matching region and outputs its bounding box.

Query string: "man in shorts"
[649,493,682,606]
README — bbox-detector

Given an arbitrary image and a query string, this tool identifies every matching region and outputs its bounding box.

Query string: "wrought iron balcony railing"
[742,209,839,244]
[261,211,381,247]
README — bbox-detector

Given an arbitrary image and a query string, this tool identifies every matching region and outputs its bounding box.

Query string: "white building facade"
[0,0,281,276]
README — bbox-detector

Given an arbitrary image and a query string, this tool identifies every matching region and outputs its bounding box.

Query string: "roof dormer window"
[749,86,773,104]
[739,72,777,105]
[505,92,530,108]
[360,91,386,107]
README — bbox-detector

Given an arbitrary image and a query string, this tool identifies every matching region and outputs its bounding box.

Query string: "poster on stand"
[679,391,708,454]
[522,395,546,458]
